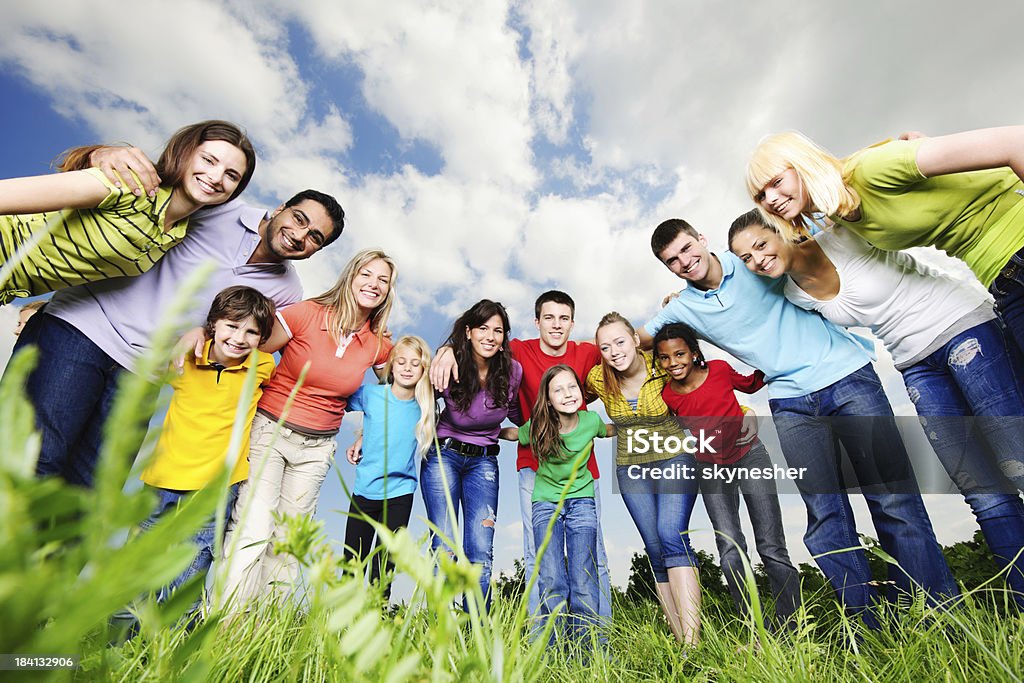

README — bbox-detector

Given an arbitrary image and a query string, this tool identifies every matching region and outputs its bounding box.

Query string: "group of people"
[4,119,1024,654]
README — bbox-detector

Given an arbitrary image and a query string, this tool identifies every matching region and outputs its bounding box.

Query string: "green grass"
[2,279,1023,682]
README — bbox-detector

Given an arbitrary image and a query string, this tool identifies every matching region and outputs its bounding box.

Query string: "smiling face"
[390,344,425,391]
[466,313,505,361]
[657,231,714,283]
[596,321,639,372]
[536,301,574,353]
[179,140,248,208]
[730,223,793,279]
[351,257,393,313]
[259,199,334,262]
[547,369,583,416]
[656,337,699,384]
[755,167,807,221]
[209,314,261,366]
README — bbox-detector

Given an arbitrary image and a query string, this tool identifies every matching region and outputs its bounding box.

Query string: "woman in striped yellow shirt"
[0,119,256,304]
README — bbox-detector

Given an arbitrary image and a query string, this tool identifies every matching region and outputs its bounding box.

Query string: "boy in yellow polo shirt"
[138,285,276,619]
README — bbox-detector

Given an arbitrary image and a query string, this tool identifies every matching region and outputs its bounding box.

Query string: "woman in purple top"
[422,299,523,610]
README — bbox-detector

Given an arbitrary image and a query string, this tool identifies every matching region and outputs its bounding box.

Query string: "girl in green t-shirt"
[501,364,614,652]
[0,119,256,304]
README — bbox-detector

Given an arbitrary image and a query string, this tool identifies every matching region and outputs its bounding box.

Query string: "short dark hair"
[205,285,276,343]
[652,322,706,369]
[284,189,346,247]
[534,290,576,320]
[651,218,700,260]
[727,209,772,251]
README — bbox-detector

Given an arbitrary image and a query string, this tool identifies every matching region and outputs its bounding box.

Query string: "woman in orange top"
[221,247,396,609]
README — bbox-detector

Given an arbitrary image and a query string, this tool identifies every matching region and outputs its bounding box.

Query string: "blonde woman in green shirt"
[0,119,256,304]
[745,127,1024,353]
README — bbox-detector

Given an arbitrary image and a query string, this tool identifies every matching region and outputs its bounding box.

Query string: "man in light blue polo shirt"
[639,217,956,628]
[11,147,345,489]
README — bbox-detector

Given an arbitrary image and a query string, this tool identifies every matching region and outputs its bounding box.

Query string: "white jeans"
[220,412,336,609]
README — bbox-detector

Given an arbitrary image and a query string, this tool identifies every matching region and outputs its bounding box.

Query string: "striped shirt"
[0,168,189,304]
[585,351,690,466]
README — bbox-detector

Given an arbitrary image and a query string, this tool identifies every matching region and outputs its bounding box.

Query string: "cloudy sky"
[1,0,1021,589]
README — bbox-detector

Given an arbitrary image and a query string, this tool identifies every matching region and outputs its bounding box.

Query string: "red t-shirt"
[510,338,602,475]
[258,301,392,432]
[661,359,765,465]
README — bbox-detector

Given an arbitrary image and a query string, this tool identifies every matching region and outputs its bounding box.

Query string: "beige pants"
[219,412,336,610]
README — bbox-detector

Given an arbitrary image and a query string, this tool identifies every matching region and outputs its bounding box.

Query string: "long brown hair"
[595,311,638,399]
[58,120,257,203]
[529,364,580,463]
[443,299,513,413]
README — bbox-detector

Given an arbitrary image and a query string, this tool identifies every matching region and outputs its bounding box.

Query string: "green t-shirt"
[0,168,187,304]
[520,411,606,503]
[838,138,1024,287]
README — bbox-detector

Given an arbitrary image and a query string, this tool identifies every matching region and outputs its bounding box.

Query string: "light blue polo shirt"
[644,251,874,399]
[347,384,421,500]
[45,199,303,372]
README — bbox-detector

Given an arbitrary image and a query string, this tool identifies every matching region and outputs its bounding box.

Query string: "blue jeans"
[901,319,1024,608]
[519,468,612,621]
[11,312,140,487]
[616,452,699,582]
[769,364,958,626]
[421,445,499,610]
[141,484,241,613]
[533,497,602,649]
[699,442,801,622]
[990,244,1024,364]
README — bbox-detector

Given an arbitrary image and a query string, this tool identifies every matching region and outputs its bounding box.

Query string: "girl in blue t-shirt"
[501,364,614,652]
[343,335,435,599]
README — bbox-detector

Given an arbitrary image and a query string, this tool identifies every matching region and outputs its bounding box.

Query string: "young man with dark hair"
[639,216,957,628]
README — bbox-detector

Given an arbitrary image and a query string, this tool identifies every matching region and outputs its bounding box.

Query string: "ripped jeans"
[421,445,499,609]
[902,318,1024,608]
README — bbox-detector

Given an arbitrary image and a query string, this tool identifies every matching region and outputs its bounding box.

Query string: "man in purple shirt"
[9,147,345,487]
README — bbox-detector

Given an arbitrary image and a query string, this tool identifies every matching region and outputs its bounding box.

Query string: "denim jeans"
[616,452,699,582]
[901,319,1024,608]
[141,484,241,613]
[421,445,499,610]
[769,364,958,626]
[518,467,612,621]
[12,312,144,487]
[990,244,1024,362]
[699,442,801,622]
[533,497,602,649]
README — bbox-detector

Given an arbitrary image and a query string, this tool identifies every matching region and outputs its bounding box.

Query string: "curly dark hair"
[652,322,706,369]
[444,299,514,413]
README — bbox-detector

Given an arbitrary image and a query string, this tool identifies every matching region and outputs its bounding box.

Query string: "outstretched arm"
[0,170,111,215]
[429,345,458,392]
[915,126,1024,183]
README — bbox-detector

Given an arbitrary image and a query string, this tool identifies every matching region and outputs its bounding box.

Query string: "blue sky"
[2,0,1022,592]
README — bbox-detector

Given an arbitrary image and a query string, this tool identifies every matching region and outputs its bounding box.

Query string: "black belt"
[438,437,500,457]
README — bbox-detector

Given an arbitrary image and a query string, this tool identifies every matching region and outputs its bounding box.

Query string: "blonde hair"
[595,312,637,399]
[311,248,396,356]
[745,131,861,241]
[382,335,436,458]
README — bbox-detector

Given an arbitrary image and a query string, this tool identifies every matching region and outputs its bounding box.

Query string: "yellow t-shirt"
[584,351,689,467]
[840,138,1024,287]
[0,168,190,304]
[141,341,275,490]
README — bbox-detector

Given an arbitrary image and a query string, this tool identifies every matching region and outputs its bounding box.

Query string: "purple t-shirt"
[44,199,303,372]
[436,360,523,446]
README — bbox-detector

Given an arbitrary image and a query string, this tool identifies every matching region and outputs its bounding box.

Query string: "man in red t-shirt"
[430,290,610,621]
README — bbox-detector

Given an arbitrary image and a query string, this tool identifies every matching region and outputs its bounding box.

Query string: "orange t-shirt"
[258,300,392,432]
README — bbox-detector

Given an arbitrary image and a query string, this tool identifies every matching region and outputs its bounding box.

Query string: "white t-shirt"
[783,226,994,367]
